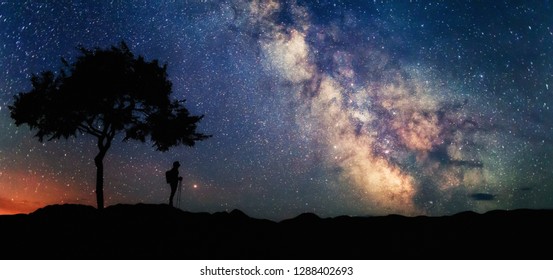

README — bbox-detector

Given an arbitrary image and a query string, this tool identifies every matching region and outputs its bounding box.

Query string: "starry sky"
[1,0,552,220]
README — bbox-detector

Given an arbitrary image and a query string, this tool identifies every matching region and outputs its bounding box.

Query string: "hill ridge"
[1,203,552,259]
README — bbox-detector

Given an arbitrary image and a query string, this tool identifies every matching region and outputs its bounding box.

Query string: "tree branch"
[78,124,102,137]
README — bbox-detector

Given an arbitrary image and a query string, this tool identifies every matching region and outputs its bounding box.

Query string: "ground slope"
[1,204,552,259]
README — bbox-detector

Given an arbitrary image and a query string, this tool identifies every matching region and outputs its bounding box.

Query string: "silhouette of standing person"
[166,161,183,207]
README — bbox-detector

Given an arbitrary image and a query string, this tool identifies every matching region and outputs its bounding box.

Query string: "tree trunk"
[94,128,113,210]
[94,151,106,209]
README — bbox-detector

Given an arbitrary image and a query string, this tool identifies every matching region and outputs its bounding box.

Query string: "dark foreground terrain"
[1,204,552,259]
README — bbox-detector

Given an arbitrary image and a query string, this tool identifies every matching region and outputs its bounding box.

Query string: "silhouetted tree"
[9,42,210,209]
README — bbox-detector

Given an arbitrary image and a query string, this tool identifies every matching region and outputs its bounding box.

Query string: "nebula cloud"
[244,0,496,215]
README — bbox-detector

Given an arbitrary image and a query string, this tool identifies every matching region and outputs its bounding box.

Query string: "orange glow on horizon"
[0,169,89,215]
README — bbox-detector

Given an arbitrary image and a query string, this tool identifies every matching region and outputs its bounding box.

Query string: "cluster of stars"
[0,0,552,220]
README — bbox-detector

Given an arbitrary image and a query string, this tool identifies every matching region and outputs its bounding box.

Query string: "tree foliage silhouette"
[9,42,211,209]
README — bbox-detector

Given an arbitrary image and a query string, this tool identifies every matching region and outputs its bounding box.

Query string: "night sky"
[1,0,552,220]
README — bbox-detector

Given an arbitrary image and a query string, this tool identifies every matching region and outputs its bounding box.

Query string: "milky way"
[1,1,552,220]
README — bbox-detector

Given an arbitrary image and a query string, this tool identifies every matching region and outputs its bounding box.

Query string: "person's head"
[173,161,180,168]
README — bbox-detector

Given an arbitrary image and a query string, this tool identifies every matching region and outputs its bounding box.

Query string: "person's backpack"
[165,170,171,184]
